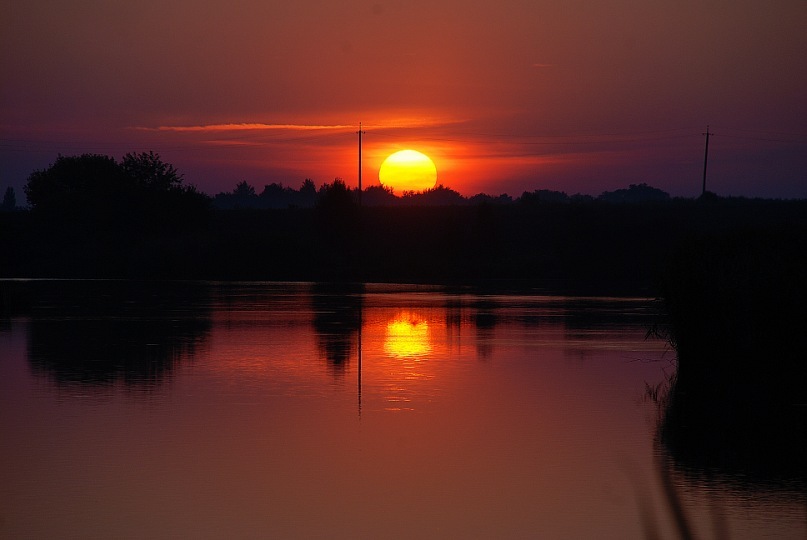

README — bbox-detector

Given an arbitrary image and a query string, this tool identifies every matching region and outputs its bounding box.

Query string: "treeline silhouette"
[210,177,672,209]
[3,152,807,296]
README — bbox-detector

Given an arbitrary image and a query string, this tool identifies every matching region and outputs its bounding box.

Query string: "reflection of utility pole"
[357,123,365,207]
[357,324,362,417]
[356,123,366,283]
[702,125,713,196]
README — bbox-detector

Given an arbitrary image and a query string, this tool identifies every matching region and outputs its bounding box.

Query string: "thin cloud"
[136,123,356,132]
[133,115,466,134]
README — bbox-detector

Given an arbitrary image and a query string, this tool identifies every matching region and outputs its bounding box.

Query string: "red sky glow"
[2,0,806,199]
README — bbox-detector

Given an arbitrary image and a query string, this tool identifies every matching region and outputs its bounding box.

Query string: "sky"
[2,0,806,200]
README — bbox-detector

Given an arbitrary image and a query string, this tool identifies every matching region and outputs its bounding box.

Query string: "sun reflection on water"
[383,311,432,358]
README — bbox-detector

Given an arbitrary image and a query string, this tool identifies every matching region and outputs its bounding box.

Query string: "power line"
[719,126,807,138]
[718,133,807,145]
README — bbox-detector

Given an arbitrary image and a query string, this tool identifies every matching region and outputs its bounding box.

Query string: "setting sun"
[378,150,437,193]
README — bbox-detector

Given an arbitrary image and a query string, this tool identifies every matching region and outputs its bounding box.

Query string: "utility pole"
[702,125,713,196]
[357,122,365,207]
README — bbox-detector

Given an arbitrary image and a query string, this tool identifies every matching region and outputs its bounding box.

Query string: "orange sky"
[2,0,806,198]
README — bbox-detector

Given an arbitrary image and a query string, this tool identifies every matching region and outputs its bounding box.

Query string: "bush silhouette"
[24,152,209,229]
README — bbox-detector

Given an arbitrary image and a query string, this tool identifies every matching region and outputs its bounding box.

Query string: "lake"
[1,281,804,539]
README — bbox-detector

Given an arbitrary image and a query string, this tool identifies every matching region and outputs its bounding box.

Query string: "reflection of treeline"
[8,280,212,387]
[310,282,364,372]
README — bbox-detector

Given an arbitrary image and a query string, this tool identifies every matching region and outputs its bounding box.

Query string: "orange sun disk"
[379,149,437,192]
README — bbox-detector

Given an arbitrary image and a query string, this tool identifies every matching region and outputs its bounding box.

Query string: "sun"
[378,149,437,192]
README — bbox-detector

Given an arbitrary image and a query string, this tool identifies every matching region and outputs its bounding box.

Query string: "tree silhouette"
[214,178,319,209]
[223,180,259,208]
[233,181,256,198]
[401,184,465,206]
[299,178,317,207]
[315,178,360,269]
[259,182,287,208]
[317,178,356,211]
[23,152,209,229]
[520,189,569,205]
[598,183,670,203]
[363,185,398,206]
[468,192,513,205]
[1,187,16,211]
[121,151,184,192]
[24,154,132,221]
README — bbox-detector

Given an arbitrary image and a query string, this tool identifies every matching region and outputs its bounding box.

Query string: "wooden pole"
[702,125,713,196]
[357,123,365,207]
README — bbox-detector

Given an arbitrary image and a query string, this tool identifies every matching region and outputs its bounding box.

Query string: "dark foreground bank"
[4,198,807,295]
[656,223,807,485]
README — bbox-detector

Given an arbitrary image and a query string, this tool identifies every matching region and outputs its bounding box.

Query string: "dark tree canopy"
[212,179,320,209]
[363,185,397,206]
[300,178,316,198]
[24,155,129,228]
[314,178,360,255]
[212,181,258,209]
[233,180,257,198]
[400,184,465,206]
[2,187,17,211]
[316,178,356,211]
[207,177,676,210]
[520,189,570,205]
[23,152,209,228]
[24,154,129,214]
[121,151,185,192]
[599,183,670,203]
[468,192,513,205]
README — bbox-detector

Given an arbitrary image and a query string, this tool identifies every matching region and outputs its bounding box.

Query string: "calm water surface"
[1,281,804,539]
